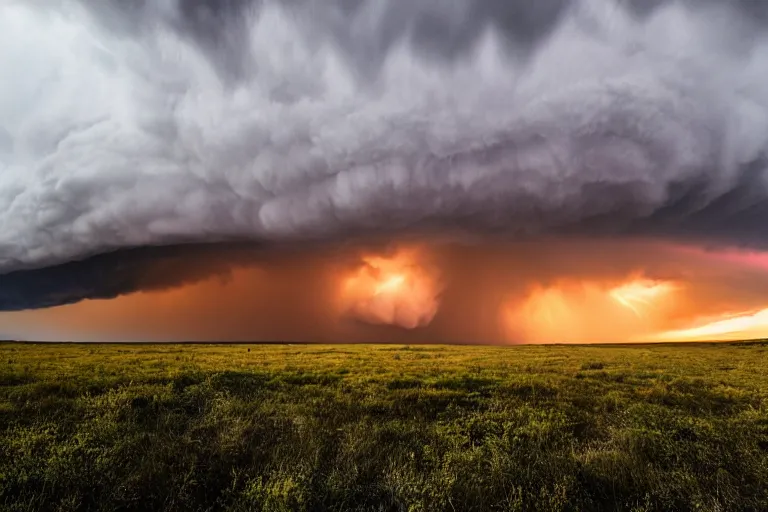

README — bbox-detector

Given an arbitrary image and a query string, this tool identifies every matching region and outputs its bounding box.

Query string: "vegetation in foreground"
[1,341,767,512]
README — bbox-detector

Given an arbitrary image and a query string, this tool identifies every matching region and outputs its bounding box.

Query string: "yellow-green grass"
[1,341,767,511]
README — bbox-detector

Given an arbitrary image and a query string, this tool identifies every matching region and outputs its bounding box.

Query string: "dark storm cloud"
[2,0,768,276]
[0,244,261,311]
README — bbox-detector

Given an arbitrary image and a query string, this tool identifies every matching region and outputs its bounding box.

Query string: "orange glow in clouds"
[654,308,768,341]
[341,250,441,329]
[507,277,679,343]
[7,241,768,343]
[375,274,406,295]
[609,279,678,317]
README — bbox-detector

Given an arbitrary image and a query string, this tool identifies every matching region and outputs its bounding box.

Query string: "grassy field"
[1,341,767,512]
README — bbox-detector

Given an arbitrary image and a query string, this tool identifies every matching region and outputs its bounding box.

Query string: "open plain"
[1,341,767,511]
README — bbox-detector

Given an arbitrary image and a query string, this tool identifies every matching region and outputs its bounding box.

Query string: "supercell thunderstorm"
[2,0,768,272]
[2,0,768,340]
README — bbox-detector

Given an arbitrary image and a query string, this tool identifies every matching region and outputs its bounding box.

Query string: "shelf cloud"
[1,0,768,276]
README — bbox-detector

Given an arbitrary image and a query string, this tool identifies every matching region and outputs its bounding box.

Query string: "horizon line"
[1,339,766,348]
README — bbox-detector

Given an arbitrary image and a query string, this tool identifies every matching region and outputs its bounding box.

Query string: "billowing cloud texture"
[2,0,768,276]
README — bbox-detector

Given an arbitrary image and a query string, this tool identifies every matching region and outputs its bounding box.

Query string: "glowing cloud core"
[341,250,441,329]
[609,279,677,317]
[507,277,679,344]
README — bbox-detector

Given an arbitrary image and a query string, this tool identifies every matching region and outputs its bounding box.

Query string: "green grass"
[1,341,767,512]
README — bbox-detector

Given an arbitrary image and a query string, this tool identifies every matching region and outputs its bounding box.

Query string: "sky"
[2,0,768,343]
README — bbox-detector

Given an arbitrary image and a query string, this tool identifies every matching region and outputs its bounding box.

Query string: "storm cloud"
[2,0,768,277]
[6,239,768,343]
[0,243,261,311]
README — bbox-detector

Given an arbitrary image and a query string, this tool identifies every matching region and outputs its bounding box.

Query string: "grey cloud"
[0,128,12,156]
[1,0,768,275]
[0,244,250,311]
[79,0,569,74]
